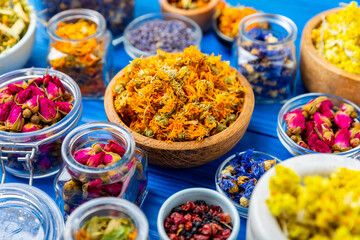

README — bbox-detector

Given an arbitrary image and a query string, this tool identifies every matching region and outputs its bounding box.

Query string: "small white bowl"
[247,154,360,240]
[157,188,240,240]
[0,10,36,75]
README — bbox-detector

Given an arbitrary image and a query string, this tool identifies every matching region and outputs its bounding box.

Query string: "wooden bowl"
[159,0,218,32]
[300,8,360,106]
[104,68,255,168]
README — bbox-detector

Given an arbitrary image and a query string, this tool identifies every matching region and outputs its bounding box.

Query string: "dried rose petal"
[27,85,46,98]
[7,81,28,94]
[333,128,351,151]
[15,88,32,105]
[22,123,42,132]
[73,148,93,165]
[104,152,121,165]
[5,105,24,131]
[104,140,126,156]
[103,182,123,196]
[302,121,315,142]
[46,81,62,101]
[87,179,103,197]
[87,151,105,167]
[0,101,15,122]
[55,101,73,115]
[22,96,39,114]
[334,111,353,129]
[302,96,328,115]
[284,109,306,135]
[313,140,332,153]
[39,97,57,123]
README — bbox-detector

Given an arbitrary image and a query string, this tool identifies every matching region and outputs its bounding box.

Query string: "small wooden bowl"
[300,8,360,106]
[104,68,254,168]
[159,0,218,32]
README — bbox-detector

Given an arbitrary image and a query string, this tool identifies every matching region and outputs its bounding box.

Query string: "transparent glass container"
[40,0,134,36]
[0,183,64,240]
[47,9,113,99]
[277,93,360,157]
[233,13,297,103]
[62,197,148,240]
[55,121,148,220]
[215,151,282,218]
[0,68,82,182]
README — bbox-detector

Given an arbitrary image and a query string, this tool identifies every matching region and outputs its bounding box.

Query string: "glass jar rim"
[47,9,107,43]
[0,183,64,240]
[61,121,136,175]
[0,68,82,143]
[64,197,149,240]
[239,13,297,45]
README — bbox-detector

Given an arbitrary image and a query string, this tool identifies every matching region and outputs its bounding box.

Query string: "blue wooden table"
[4,0,343,239]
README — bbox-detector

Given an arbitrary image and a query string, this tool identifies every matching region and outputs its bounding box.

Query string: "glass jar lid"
[0,183,64,240]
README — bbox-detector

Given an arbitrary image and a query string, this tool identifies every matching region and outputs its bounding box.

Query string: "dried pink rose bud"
[0,89,12,103]
[319,100,334,119]
[5,105,24,131]
[341,103,355,115]
[350,123,360,139]
[27,85,46,98]
[104,152,121,165]
[14,88,32,105]
[302,96,328,115]
[74,148,93,165]
[46,81,62,101]
[37,156,51,171]
[50,76,66,95]
[334,111,352,129]
[55,101,73,115]
[0,101,15,122]
[22,123,42,132]
[104,140,126,156]
[22,96,39,114]
[314,118,335,147]
[284,109,306,135]
[302,121,315,142]
[28,77,44,86]
[7,81,28,94]
[87,179,103,197]
[314,112,332,128]
[333,128,351,151]
[308,133,320,150]
[39,97,57,123]
[103,182,123,196]
[313,140,332,153]
[87,151,105,167]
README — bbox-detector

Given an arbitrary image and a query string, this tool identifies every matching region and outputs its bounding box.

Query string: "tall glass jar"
[55,122,148,219]
[62,197,148,240]
[233,13,297,103]
[47,9,113,99]
[40,0,134,36]
[0,183,64,240]
[0,68,82,183]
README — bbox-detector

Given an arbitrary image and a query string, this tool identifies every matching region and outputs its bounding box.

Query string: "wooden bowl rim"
[105,62,254,151]
[302,7,360,82]
[159,0,219,16]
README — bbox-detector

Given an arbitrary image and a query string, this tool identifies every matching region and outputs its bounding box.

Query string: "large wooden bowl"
[300,8,360,106]
[104,68,254,168]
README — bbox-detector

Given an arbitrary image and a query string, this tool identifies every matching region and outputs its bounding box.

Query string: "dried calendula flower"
[267,166,360,240]
[112,46,247,142]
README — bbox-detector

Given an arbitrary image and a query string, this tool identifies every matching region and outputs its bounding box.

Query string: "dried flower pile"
[164,200,232,240]
[217,149,277,207]
[112,46,247,142]
[49,19,107,98]
[267,166,360,240]
[0,74,74,132]
[128,20,197,54]
[167,0,210,10]
[284,96,360,153]
[75,216,137,240]
[312,1,360,75]
[215,1,257,38]
[61,142,147,217]
[0,0,30,53]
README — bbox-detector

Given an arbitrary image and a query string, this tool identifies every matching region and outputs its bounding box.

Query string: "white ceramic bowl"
[157,188,240,240]
[0,10,36,75]
[247,154,360,240]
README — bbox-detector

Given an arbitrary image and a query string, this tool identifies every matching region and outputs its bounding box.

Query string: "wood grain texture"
[104,67,255,168]
[159,0,218,31]
[300,8,360,106]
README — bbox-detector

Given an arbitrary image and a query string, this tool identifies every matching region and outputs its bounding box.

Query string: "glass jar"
[0,68,82,183]
[233,13,297,103]
[55,121,148,219]
[40,0,134,36]
[0,183,64,240]
[62,197,148,240]
[47,9,113,99]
